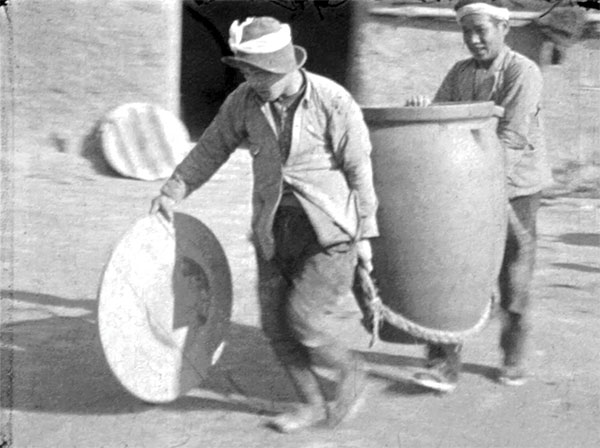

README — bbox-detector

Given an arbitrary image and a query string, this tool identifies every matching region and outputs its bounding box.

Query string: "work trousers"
[498,192,541,365]
[255,206,359,400]
[428,192,541,366]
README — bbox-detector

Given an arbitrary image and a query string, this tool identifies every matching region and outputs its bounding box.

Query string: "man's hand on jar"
[404,95,432,107]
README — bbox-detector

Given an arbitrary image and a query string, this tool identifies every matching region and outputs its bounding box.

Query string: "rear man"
[407,0,552,392]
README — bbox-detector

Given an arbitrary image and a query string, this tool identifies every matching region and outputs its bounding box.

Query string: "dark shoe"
[267,404,327,433]
[326,361,367,428]
[425,344,446,368]
[497,364,528,386]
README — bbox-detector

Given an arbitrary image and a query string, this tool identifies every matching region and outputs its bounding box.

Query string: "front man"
[151,17,379,432]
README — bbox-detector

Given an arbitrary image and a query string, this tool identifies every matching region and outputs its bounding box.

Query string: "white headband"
[228,18,292,54]
[456,3,510,23]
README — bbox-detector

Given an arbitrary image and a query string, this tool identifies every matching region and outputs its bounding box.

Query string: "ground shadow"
[0,312,145,416]
[0,289,340,417]
[549,163,600,199]
[556,232,600,247]
[1,290,96,312]
[79,119,121,177]
[0,290,500,417]
[0,303,287,416]
[549,283,581,291]
[363,350,499,387]
[360,351,431,396]
[551,262,600,274]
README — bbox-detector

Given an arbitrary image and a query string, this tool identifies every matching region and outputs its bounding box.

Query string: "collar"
[298,69,311,108]
[273,70,307,109]
[252,69,311,108]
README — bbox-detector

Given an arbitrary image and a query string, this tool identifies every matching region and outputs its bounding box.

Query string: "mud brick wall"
[7,0,598,192]
[10,0,181,155]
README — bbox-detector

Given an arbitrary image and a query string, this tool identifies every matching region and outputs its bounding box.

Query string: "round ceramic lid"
[98,213,232,403]
[100,103,192,180]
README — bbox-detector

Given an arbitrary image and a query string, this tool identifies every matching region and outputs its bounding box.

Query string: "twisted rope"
[356,266,493,346]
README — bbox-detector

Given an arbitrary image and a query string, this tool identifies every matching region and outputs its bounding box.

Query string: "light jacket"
[434,46,552,198]
[161,70,379,259]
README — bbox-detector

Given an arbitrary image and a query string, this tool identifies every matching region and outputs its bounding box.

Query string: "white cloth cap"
[456,3,510,23]
[228,17,292,54]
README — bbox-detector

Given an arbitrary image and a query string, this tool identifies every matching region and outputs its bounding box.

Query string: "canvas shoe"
[497,364,528,386]
[326,361,368,428]
[268,403,327,433]
[413,362,459,393]
[413,344,461,393]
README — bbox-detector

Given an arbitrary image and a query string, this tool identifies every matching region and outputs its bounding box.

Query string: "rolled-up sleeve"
[161,87,248,201]
[335,97,379,239]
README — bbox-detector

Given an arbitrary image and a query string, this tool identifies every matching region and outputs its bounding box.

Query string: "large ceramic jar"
[363,102,507,341]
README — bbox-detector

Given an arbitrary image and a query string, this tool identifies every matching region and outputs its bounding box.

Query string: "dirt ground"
[1,1,599,447]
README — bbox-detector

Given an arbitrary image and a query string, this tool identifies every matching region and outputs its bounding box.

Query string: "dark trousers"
[255,207,359,403]
[429,192,541,367]
[498,192,541,365]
